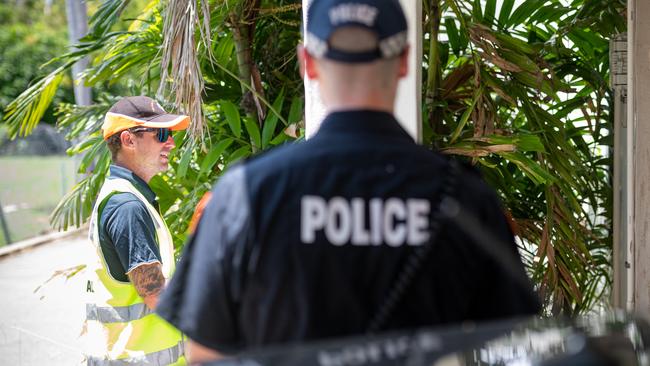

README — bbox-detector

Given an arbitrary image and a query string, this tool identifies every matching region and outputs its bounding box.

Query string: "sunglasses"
[129,127,172,143]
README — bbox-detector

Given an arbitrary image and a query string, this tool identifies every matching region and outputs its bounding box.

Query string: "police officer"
[156,0,540,362]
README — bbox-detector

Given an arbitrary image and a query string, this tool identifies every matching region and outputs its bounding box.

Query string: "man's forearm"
[128,262,165,310]
[186,339,224,364]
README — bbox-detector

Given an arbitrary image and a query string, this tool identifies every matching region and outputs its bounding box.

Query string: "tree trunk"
[65,0,92,106]
[426,0,445,143]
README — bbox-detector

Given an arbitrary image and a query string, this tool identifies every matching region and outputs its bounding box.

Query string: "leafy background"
[1,0,625,316]
[0,1,74,124]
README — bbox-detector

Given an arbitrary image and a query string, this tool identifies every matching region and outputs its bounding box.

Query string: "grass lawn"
[0,156,78,247]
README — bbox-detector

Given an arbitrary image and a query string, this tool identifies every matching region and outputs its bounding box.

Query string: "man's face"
[131,129,176,178]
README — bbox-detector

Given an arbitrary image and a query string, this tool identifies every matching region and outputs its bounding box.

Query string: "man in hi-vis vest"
[83,96,189,365]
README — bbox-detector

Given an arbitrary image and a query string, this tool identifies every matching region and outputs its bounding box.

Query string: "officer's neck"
[326,103,394,114]
[324,98,395,114]
[321,83,396,114]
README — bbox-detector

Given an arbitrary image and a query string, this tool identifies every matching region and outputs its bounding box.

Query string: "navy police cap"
[305,0,408,63]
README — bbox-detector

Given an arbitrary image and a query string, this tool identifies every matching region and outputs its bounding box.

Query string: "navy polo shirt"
[157,110,540,353]
[98,165,162,282]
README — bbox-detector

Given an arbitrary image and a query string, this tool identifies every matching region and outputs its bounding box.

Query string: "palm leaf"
[50,170,107,231]
[86,0,131,39]
[158,0,211,141]
[3,68,65,138]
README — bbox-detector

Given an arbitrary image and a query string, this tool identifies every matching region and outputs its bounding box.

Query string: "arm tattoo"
[129,264,165,299]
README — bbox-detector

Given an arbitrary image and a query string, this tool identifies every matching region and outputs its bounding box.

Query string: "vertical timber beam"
[302,0,422,142]
[611,33,628,309]
[632,0,650,316]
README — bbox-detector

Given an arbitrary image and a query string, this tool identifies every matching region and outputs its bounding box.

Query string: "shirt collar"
[108,164,157,205]
[313,110,414,143]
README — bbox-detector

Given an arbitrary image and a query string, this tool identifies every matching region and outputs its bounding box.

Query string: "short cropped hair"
[106,128,146,161]
[319,26,401,89]
[106,133,122,162]
[329,26,379,54]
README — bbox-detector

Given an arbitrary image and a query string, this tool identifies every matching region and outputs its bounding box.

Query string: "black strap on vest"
[367,159,460,334]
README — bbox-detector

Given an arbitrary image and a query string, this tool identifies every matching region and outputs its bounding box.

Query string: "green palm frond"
[49,129,112,230]
[2,30,123,138]
[423,0,620,314]
[56,102,111,140]
[86,0,132,40]
[86,30,162,86]
[3,68,64,138]
[50,168,106,231]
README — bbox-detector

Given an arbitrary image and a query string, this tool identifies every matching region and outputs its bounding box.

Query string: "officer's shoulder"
[442,157,504,210]
[244,140,302,167]
[417,147,483,178]
[450,157,484,178]
[209,142,304,196]
[428,154,492,193]
[230,141,305,181]
[208,143,291,192]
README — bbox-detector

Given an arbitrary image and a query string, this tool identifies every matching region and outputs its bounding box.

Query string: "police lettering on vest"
[301,196,430,246]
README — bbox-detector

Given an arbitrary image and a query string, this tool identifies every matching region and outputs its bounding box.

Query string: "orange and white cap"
[102,96,190,140]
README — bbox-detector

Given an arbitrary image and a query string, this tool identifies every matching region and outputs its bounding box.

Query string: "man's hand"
[128,262,164,310]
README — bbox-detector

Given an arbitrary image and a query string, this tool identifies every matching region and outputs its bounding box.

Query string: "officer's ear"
[297,44,319,80]
[398,45,410,78]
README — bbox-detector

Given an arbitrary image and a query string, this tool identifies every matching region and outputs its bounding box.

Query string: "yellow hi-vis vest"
[84,177,185,365]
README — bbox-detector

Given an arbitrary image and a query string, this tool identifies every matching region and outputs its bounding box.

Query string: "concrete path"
[0,233,93,365]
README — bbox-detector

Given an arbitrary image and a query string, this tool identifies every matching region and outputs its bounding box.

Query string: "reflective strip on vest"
[86,303,153,323]
[85,177,184,365]
[86,341,184,366]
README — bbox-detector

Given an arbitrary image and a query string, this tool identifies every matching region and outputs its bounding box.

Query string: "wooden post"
[630,0,650,316]
[0,198,12,245]
[611,33,628,309]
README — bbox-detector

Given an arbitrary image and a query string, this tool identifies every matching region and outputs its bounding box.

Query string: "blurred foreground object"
[204,312,650,366]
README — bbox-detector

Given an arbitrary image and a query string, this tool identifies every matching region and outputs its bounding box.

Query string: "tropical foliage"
[423,0,624,315]
[4,0,304,243]
[0,1,74,124]
[2,0,625,316]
